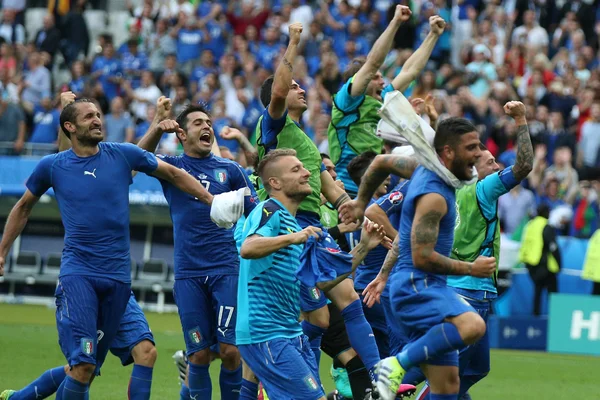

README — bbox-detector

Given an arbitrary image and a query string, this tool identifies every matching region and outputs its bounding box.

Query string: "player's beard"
[77,129,103,147]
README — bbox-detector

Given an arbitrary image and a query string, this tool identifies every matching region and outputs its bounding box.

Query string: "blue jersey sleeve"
[25,155,55,197]
[260,109,288,153]
[381,83,394,101]
[244,204,280,238]
[334,77,365,113]
[376,180,409,214]
[117,143,159,174]
[476,167,519,221]
[229,162,260,216]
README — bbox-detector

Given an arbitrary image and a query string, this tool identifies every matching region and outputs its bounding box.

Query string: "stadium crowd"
[0,0,599,231]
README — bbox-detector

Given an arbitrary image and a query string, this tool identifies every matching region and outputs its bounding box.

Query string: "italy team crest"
[305,376,319,390]
[189,328,202,344]
[81,338,94,355]
[215,169,227,183]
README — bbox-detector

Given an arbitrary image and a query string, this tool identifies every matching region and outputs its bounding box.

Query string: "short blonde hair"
[257,149,298,193]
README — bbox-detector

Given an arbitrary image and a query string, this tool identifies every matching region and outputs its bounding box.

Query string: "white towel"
[210,187,250,229]
[379,90,477,189]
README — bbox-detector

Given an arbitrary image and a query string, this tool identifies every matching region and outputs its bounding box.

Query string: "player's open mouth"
[90,126,101,133]
[199,132,211,144]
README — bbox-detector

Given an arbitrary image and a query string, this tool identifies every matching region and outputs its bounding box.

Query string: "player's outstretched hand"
[504,101,526,120]
[0,255,5,276]
[410,97,425,114]
[470,256,496,277]
[156,119,184,135]
[392,4,412,24]
[362,274,387,308]
[156,96,172,121]
[360,218,388,250]
[429,15,446,36]
[338,199,365,225]
[291,226,322,244]
[60,91,76,109]
[220,126,243,141]
[289,22,303,45]
[425,94,439,121]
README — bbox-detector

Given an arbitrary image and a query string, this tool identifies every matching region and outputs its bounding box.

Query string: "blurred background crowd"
[0,0,599,239]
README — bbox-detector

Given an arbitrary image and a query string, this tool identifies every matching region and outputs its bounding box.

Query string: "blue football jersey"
[26,142,158,283]
[158,153,258,279]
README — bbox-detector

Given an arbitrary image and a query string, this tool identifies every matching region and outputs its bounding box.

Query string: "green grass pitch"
[1,303,598,399]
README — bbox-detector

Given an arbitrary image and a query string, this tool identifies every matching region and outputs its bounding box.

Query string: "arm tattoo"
[282,57,293,72]
[381,236,400,275]
[512,124,534,181]
[333,192,351,209]
[392,156,418,179]
[411,210,469,275]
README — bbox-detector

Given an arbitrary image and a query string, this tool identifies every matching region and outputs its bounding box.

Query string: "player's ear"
[64,121,77,135]
[268,176,282,191]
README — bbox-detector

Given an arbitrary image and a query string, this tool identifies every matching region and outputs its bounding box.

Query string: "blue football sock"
[341,300,380,373]
[301,320,326,368]
[397,323,466,370]
[219,364,242,400]
[239,379,258,400]
[179,383,190,400]
[429,394,457,400]
[127,364,153,400]
[402,366,426,386]
[56,376,88,400]
[11,366,67,400]
[188,362,212,400]
[459,374,485,397]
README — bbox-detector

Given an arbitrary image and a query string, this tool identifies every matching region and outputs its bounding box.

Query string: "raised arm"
[0,190,40,275]
[365,202,398,239]
[350,5,411,97]
[268,23,303,120]
[138,97,186,153]
[411,193,495,276]
[220,126,258,166]
[151,159,213,204]
[504,101,533,181]
[391,16,445,93]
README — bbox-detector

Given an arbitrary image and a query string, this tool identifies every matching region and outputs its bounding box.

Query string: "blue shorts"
[452,289,491,377]
[55,276,130,370]
[300,283,328,312]
[390,272,475,366]
[381,294,404,356]
[360,294,389,358]
[239,335,324,400]
[173,275,238,356]
[109,292,155,366]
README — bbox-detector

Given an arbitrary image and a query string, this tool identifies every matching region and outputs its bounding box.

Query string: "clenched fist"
[392,5,412,24]
[429,15,446,36]
[61,91,76,109]
[504,101,526,120]
[156,96,172,121]
[289,22,303,45]
[470,256,496,277]
[156,119,184,135]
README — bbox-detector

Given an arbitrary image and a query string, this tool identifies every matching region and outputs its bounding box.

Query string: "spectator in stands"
[203,7,230,61]
[134,104,155,144]
[104,96,135,143]
[499,183,537,237]
[69,60,87,96]
[225,0,270,36]
[124,70,162,122]
[465,44,497,99]
[190,50,218,97]
[0,43,16,79]
[34,14,61,67]
[19,52,52,112]
[91,42,123,101]
[545,146,579,197]
[59,0,90,66]
[0,92,25,154]
[511,9,549,51]
[578,103,600,171]
[172,85,190,116]
[0,8,24,45]
[256,26,285,70]
[122,39,149,90]
[148,18,176,75]
[568,179,599,239]
[520,204,561,316]
[543,112,577,164]
[28,95,60,146]
[0,67,18,104]
[171,13,205,73]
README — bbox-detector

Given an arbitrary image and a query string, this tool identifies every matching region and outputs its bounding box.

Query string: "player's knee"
[133,340,157,367]
[306,307,330,329]
[189,349,211,365]
[459,313,486,345]
[219,343,240,363]
[70,363,95,383]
